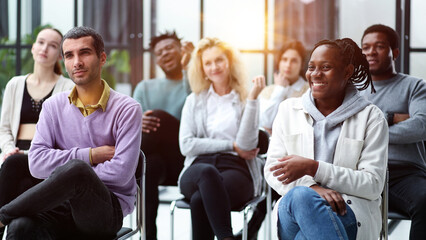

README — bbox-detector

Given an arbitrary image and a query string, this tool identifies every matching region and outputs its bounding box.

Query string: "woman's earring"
[205,76,209,81]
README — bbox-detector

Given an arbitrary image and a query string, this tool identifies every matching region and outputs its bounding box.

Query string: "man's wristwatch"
[386,112,394,126]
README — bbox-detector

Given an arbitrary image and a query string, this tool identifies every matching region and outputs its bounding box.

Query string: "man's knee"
[62,159,90,171]
[53,159,93,181]
[7,217,38,239]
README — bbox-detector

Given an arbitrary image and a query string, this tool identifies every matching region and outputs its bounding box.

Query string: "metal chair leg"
[265,185,272,240]
[243,206,250,240]
[170,200,176,240]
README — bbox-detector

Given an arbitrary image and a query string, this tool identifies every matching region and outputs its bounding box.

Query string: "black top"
[20,80,54,124]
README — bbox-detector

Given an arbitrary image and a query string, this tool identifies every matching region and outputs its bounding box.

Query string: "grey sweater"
[362,73,426,169]
[178,90,263,196]
[302,85,370,164]
[133,71,190,120]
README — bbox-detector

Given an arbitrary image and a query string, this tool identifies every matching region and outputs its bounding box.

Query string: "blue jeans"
[0,159,123,239]
[277,186,357,240]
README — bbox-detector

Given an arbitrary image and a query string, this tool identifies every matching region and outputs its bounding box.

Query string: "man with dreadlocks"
[132,31,194,240]
[361,24,426,240]
[265,38,388,240]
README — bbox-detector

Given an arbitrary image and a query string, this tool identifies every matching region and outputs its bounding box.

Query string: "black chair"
[380,169,411,240]
[115,150,146,240]
[169,129,270,240]
[258,128,272,240]
[380,170,389,240]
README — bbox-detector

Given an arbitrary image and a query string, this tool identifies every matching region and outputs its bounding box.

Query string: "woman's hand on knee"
[2,148,22,162]
[310,185,346,216]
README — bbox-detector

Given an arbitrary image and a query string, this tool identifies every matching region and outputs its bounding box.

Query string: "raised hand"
[273,71,290,87]
[180,41,195,69]
[248,75,266,100]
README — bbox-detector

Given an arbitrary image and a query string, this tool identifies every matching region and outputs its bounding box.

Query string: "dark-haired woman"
[265,38,388,240]
[0,28,73,238]
[259,40,309,134]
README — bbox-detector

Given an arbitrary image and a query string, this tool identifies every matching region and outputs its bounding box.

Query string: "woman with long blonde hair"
[178,37,265,240]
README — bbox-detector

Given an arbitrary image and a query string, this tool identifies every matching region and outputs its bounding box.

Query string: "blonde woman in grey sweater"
[178,37,265,240]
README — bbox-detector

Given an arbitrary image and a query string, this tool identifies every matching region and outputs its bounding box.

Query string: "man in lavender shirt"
[0,26,142,239]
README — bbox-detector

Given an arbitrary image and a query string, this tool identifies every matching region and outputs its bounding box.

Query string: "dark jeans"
[0,158,123,240]
[142,110,185,240]
[389,163,426,240]
[180,153,254,240]
[0,154,42,239]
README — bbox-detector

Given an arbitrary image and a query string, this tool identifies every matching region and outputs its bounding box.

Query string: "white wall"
[41,0,75,34]
[338,0,396,45]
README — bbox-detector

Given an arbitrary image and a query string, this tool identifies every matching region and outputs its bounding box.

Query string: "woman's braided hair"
[312,38,375,93]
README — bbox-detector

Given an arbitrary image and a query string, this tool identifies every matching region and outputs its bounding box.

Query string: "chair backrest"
[115,150,146,240]
[380,168,411,240]
[137,150,146,237]
[135,150,145,184]
[380,169,389,240]
[258,128,270,155]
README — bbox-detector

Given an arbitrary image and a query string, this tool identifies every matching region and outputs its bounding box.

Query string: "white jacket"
[0,74,74,161]
[265,97,388,240]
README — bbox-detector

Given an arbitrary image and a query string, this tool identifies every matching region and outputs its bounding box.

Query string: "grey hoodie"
[302,85,370,163]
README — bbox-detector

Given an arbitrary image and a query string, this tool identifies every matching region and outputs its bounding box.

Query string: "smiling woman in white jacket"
[264,38,388,240]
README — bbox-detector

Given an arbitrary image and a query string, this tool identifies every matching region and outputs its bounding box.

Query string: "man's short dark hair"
[61,26,105,58]
[362,24,400,50]
[149,30,182,50]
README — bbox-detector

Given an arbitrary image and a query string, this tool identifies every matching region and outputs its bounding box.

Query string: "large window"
[0,0,76,107]
[0,0,141,101]
[338,0,396,46]
[1,0,424,109]
[146,0,275,84]
[409,0,426,78]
